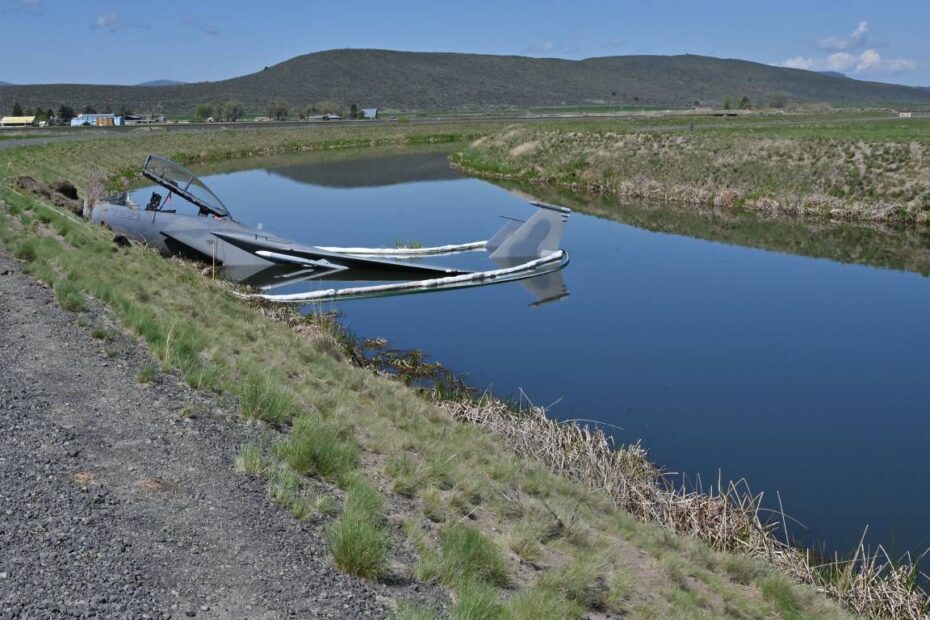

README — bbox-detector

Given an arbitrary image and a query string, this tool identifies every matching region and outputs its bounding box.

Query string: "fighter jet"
[91,155,570,303]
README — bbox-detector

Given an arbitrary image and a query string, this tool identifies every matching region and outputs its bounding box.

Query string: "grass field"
[452,116,930,225]
[0,119,924,617]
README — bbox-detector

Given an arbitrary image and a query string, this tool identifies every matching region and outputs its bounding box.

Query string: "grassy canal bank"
[451,116,930,225]
[1,123,925,618]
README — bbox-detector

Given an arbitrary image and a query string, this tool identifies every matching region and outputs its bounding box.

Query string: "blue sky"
[1,0,928,86]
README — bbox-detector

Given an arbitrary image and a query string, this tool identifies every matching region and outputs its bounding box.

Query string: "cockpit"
[141,154,231,219]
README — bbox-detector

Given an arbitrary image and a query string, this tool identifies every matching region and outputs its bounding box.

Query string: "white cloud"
[783,56,816,70]
[855,49,882,72]
[817,20,869,52]
[184,17,218,36]
[599,37,625,51]
[12,0,43,15]
[827,52,855,72]
[524,40,558,53]
[90,11,145,33]
[92,11,119,31]
[781,49,918,75]
[886,57,917,72]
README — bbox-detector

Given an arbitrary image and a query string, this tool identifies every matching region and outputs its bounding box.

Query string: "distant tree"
[222,100,244,122]
[58,105,75,123]
[769,94,788,109]
[103,104,113,114]
[309,100,341,115]
[195,102,214,121]
[611,90,617,97]
[723,97,733,110]
[693,100,701,107]
[118,105,132,117]
[12,102,23,116]
[349,103,358,119]
[267,98,289,121]
[83,105,97,114]
[739,96,752,110]
[46,108,54,120]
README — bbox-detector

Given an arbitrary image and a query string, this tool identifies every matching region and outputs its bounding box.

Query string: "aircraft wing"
[212,231,470,277]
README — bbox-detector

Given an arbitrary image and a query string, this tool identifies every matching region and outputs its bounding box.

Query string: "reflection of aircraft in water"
[91,155,571,305]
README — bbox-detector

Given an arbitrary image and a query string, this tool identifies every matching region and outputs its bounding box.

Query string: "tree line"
[193,99,371,122]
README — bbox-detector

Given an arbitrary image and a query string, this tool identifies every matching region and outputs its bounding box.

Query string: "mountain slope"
[136,80,185,87]
[1,49,929,114]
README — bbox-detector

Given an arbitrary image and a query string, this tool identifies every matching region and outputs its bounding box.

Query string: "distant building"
[899,112,913,119]
[0,116,36,127]
[70,113,124,127]
[361,108,378,119]
[322,113,341,121]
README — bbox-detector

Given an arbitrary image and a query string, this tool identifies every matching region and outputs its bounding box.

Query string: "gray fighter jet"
[91,155,570,303]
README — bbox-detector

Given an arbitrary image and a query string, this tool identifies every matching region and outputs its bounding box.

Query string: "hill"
[0,81,12,86]
[136,80,185,87]
[2,49,930,114]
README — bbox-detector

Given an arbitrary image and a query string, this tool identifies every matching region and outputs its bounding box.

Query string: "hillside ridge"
[2,48,929,114]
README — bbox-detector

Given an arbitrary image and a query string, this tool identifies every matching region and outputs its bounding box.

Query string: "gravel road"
[0,248,435,619]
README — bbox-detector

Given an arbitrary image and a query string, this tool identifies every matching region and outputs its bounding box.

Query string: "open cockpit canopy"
[142,154,230,218]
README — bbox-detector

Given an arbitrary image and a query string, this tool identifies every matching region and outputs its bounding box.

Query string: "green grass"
[234,443,267,476]
[434,524,510,588]
[392,602,438,620]
[275,412,359,484]
[761,574,808,619]
[504,587,585,620]
[535,560,608,610]
[328,480,391,579]
[136,362,157,384]
[53,277,85,311]
[90,326,110,340]
[239,378,295,425]
[449,579,502,620]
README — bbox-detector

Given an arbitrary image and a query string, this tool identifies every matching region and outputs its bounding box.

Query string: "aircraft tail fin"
[488,202,571,263]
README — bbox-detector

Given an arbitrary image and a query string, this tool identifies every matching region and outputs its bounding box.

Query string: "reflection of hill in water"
[267,151,461,188]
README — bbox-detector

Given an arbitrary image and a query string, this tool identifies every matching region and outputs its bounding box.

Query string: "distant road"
[0,112,918,152]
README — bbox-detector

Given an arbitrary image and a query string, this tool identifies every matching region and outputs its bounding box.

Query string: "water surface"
[138,149,930,557]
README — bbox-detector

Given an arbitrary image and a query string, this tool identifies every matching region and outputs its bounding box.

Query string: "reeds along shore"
[451,120,930,226]
[437,395,929,619]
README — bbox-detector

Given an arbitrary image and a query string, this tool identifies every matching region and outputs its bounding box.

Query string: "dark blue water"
[138,151,930,558]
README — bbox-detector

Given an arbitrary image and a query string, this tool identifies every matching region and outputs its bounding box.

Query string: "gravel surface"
[0,248,437,619]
